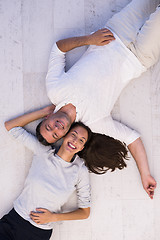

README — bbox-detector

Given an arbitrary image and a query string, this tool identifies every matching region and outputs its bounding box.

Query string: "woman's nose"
[72,136,77,143]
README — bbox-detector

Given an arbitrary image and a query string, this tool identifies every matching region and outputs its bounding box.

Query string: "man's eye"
[45,126,49,131]
[46,125,51,131]
[52,134,58,139]
[72,133,75,137]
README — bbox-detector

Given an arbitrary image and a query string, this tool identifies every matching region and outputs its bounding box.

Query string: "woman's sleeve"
[46,43,66,102]
[76,163,91,209]
[8,127,50,154]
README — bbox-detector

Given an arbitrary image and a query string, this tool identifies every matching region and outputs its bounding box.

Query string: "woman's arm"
[5,105,55,131]
[128,137,157,199]
[30,207,90,224]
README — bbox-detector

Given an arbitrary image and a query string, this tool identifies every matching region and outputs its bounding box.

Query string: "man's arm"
[30,207,90,224]
[128,138,157,199]
[4,105,55,154]
[5,105,55,131]
[56,28,115,52]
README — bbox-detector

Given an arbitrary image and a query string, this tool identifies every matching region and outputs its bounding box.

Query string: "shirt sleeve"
[76,163,91,209]
[8,127,50,154]
[45,43,66,102]
[110,118,140,145]
[90,116,140,146]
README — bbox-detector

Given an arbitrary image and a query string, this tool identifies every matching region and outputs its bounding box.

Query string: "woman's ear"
[80,146,84,151]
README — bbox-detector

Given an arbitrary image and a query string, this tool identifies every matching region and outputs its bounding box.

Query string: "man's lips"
[57,120,64,128]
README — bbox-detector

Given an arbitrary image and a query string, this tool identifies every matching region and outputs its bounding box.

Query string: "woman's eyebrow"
[73,130,86,140]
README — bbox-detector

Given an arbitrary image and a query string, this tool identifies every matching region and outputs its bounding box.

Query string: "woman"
[35,0,159,198]
[0,106,91,240]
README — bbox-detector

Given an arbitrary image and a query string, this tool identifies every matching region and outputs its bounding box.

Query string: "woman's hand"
[30,208,57,224]
[88,28,115,46]
[30,207,90,224]
[141,174,157,199]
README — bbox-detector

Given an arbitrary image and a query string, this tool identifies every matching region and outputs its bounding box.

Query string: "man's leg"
[129,6,160,68]
[106,0,159,47]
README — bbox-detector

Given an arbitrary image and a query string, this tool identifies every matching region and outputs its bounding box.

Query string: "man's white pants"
[106,0,160,68]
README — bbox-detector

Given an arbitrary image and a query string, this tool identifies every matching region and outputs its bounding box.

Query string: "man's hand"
[88,28,115,46]
[57,28,115,52]
[128,138,157,200]
[141,174,157,199]
[30,208,57,224]
[4,104,56,131]
[42,104,56,117]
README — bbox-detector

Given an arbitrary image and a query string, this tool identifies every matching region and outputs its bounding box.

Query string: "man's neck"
[58,103,76,123]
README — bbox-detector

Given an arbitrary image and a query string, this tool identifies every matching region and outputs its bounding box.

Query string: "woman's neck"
[56,147,74,162]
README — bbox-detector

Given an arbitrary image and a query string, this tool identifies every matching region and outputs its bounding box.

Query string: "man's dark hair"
[78,133,129,174]
[36,121,50,146]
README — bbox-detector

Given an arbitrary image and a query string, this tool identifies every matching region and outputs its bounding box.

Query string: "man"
[36,0,159,198]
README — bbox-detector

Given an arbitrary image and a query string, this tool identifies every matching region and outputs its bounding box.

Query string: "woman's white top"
[9,127,91,230]
[46,33,146,145]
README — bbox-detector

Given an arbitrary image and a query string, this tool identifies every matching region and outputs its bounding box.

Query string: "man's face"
[40,112,71,143]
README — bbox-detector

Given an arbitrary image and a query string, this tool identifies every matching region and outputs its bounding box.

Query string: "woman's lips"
[68,142,76,149]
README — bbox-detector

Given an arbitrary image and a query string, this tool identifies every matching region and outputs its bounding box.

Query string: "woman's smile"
[67,142,76,150]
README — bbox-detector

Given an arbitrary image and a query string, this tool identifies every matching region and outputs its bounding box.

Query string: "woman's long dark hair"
[36,120,128,174]
[78,132,129,174]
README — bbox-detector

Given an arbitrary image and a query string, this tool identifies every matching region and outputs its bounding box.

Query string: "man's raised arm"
[56,28,115,52]
[128,138,157,199]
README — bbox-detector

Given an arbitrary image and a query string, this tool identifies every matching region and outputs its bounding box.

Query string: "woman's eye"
[80,139,84,144]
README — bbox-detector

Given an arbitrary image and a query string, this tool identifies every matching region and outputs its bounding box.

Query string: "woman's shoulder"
[74,155,88,172]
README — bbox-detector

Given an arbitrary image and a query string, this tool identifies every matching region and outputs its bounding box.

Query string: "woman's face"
[62,126,88,154]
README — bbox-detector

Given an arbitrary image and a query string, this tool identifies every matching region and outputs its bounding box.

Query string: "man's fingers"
[99,40,113,46]
[104,36,115,40]
[101,28,114,36]
[101,28,112,32]
[149,191,154,199]
[146,187,154,199]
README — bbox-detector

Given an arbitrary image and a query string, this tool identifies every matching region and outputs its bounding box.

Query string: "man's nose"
[53,127,60,136]
[53,125,59,131]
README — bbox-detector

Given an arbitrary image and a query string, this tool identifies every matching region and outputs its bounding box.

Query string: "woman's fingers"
[30,213,41,224]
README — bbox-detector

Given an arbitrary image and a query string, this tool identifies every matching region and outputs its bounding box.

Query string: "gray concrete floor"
[0,0,160,239]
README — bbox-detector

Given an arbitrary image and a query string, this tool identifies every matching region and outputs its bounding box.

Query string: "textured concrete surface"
[0,0,160,239]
